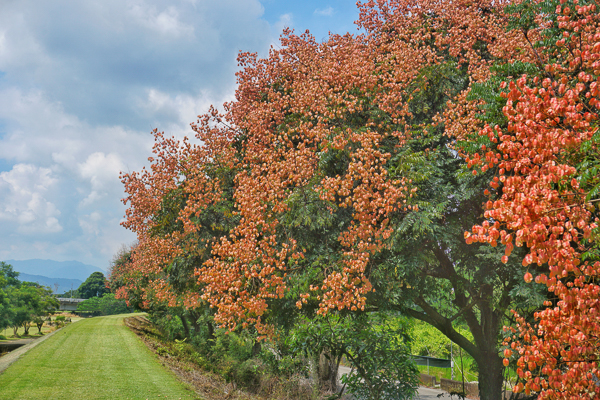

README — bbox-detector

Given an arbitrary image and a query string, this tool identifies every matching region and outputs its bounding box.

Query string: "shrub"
[54,315,66,328]
[233,359,263,389]
[148,312,185,341]
[156,346,170,357]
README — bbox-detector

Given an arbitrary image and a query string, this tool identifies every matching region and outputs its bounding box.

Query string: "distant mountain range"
[16,273,83,295]
[4,259,106,282]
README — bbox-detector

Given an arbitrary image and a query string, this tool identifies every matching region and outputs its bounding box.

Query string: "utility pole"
[451,341,454,379]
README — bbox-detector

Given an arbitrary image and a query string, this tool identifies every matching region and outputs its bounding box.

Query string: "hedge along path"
[0,314,201,400]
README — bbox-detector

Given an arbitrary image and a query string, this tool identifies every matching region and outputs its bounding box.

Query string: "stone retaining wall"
[440,378,479,399]
[419,373,437,387]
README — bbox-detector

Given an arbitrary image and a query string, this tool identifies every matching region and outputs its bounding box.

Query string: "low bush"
[148,312,185,341]
[145,312,325,398]
[232,358,264,389]
[55,315,66,327]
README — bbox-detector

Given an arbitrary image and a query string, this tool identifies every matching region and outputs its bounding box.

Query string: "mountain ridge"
[4,259,106,282]
[16,273,83,295]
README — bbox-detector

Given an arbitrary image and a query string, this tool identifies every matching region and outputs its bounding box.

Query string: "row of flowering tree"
[113,0,599,399]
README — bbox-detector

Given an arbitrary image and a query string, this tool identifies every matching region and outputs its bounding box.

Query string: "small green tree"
[292,313,419,398]
[7,283,58,336]
[0,262,20,331]
[77,272,108,299]
[32,286,59,333]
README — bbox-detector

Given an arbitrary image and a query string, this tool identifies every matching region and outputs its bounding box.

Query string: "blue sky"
[0,0,361,271]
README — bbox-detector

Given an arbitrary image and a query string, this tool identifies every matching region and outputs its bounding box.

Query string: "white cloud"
[0,164,62,234]
[314,6,334,17]
[79,152,124,191]
[128,3,196,38]
[275,13,294,34]
[0,0,277,268]
[78,152,125,207]
[0,87,82,164]
[0,0,271,129]
[79,212,102,236]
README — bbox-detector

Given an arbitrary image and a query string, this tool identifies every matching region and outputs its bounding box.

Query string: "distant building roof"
[57,298,86,303]
[413,355,452,368]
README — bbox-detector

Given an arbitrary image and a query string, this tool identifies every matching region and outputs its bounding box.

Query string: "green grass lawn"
[417,364,478,383]
[0,314,201,399]
[0,324,54,339]
[0,313,85,340]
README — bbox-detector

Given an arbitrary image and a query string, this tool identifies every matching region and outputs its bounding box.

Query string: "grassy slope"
[0,314,201,400]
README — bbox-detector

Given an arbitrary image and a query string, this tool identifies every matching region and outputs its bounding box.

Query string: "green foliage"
[290,312,418,398]
[5,281,58,336]
[77,271,109,299]
[410,320,478,381]
[411,319,455,358]
[76,293,132,315]
[232,358,264,389]
[0,262,20,331]
[54,315,66,328]
[340,315,419,400]
[0,262,20,287]
[211,329,254,364]
[149,311,189,341]
[466,61,539,130]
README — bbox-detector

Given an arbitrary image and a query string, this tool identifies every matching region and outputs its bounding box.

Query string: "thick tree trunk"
[331,353,342,393]
[476,353,504,400]
[405,294,506,400]
[317,349,339,392]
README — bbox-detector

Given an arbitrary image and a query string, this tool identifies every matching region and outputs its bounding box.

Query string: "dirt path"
[0,329,62,374]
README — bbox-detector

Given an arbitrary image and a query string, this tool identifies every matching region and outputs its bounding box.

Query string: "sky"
[0,0,361,271]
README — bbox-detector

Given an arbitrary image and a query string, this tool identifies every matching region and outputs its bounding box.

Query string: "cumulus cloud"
[78,152,126,207]
[0,0,274,268]
[0,164,62,234]
[0,0,271,130]
[128,4,196,38]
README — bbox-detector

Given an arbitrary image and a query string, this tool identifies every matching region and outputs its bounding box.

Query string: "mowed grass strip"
[0,314,201,400]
